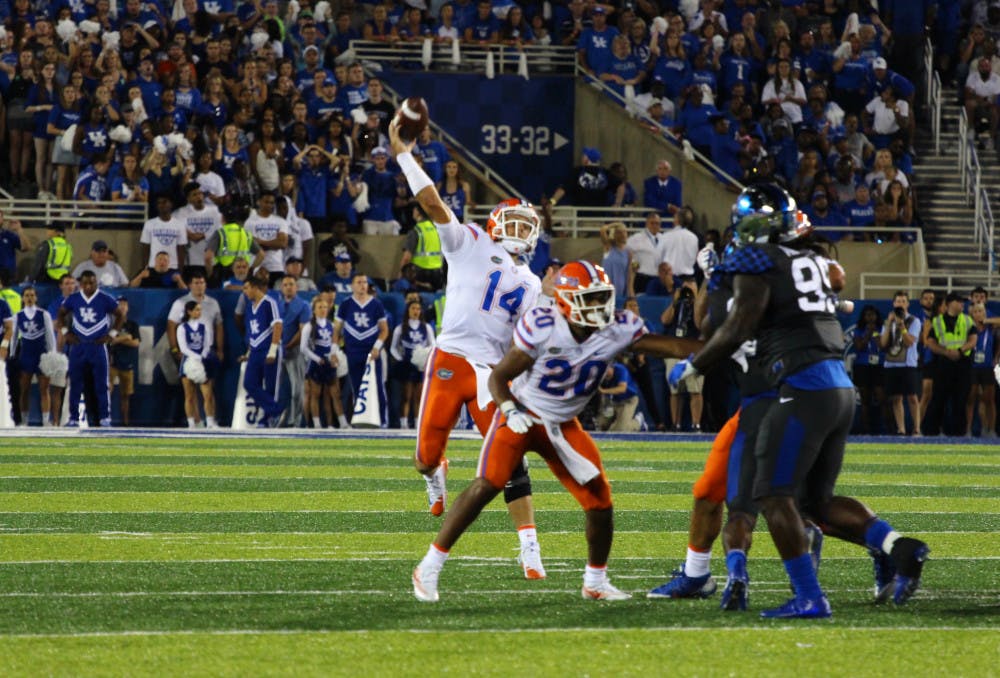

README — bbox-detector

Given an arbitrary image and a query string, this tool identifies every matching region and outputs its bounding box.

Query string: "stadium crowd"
[0,0,994,431]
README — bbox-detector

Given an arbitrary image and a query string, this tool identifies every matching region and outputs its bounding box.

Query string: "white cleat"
[518,542,547,580]
[426,459,448,517]
[412,563,440,602]
[582,580,632,601]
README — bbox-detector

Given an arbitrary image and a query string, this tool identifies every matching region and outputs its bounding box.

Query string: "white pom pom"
[183,357,207,384]
[250,31,269,49]
[79,20,101,34]
[287,0,300,21]
[40,351,69,378]
[315,0,331,22]
[153,135,168,155]
[60,125,77,151]
[334,347,349,378]
[102,31,120,49]
[833,41,852,60]
[350,107,368,126]
[651,16,667,35]
[166,132,186,149]
[109,125,132,143]
[410,345,431,371]
[56,19,78,44]
[175,137,193,160]
[0,26,8,42]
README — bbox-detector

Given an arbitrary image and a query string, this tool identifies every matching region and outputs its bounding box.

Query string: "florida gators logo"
[436,368,454,379]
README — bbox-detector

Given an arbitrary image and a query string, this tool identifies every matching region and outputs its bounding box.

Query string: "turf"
[0,435,996,677]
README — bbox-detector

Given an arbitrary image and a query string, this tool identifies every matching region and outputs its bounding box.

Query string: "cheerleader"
[301,296,349,429]
[389,300,435,429]
[13,287,56,426]
[177,300,218,428]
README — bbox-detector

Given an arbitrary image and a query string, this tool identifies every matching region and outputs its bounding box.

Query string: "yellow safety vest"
[433,295,446,336]
[932,313,972,357]
[412,221,443,270]
[0,288,20,314]
[214,223,253,267]
[46,237,72,280]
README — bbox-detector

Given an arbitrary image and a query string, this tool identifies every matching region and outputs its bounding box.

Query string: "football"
[395,97,429,142]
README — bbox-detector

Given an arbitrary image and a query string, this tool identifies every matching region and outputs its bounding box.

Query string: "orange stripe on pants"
[691,409,741,503]
[477,411,612,512]
[414,348,496,468]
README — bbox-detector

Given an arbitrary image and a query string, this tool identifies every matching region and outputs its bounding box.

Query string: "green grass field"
[0,434,996,677]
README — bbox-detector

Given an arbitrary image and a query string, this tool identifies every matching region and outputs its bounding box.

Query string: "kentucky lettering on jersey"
[511,306,646,422]
[63,289,118,340]
[246,295,281,350]
[337,296,386,350]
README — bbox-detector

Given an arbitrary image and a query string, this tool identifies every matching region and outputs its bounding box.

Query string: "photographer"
[880,291,921,435]
[596,362,642,432]
[661,280,702,431]
[851,304,885,434]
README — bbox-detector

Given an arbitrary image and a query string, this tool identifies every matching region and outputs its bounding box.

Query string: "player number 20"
[538,359,607,397]
[791,257,835,313]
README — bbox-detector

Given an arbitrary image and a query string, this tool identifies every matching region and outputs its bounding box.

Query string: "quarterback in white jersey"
[412,261,701,602]
[390,118,551,580]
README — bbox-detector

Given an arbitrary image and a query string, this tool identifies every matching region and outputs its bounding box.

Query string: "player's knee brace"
[503,460,533,503]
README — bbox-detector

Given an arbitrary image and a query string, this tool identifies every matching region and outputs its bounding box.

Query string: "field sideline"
[0,431,995,676]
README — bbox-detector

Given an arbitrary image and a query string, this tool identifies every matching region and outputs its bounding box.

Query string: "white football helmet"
[554,260,616,329]
[486,198,540,256]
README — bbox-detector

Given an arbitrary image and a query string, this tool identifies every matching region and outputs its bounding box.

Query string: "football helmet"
[554,260,616,329]
[486,198,540,256]
[730,183,812,246]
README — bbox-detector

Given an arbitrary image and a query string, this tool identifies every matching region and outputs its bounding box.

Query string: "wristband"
[373,339,384,351]
[396,151,434,196]
[500,400,518,416]
[267,344,278,359]
[0,340,8,349]
[109,329,119,338]
[60,327,68,335]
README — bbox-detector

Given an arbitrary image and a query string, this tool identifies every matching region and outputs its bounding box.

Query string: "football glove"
[501,400,533,434]
[669,355,699,390]
[696,243,718,277]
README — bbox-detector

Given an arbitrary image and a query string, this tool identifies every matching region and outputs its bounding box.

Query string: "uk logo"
[80,308,97,324]
[249,320,261,336]
[353,312,370,328]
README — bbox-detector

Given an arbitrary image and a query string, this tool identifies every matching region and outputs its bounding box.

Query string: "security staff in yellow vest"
[203,216,263,288]
[924,291,979,436]
[398,207,445,292]
[30,222,73,285]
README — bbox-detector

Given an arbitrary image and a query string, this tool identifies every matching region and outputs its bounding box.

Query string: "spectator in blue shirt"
[844,183,877,237]
[804,188,847,241]
[293,144,336,232]
[465,0,500,44]
[708,113,746,181]
[795,29,832,90]
[596,362,642,432]
[360,146,401,235]
[73,155,112,203]
[0,212,28,283]
[651,30,691,101]
[675,85,717,157]
[415,128,451,185]
[576,5,618,77]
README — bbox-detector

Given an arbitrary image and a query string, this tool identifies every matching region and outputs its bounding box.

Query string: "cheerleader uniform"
[301,317,336,385]
[390,318,436,383]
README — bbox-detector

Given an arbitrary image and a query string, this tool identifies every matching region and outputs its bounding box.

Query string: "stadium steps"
[913,99,989,274]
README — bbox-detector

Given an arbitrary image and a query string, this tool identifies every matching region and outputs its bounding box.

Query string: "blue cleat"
[647,566,718,599]
[876,537,930,605]
[870,547,896,598]
[806,524,824,576]
[720,573,749,611]
[760,595,832,619]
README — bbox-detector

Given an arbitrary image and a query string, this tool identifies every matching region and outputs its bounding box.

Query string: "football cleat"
[869,547,896,597]
[806,524,824,576]
[876,537,930,605]
[425,459,448,517]
[760,595,832,619]
[412,563,440,603]
[720,574,749,611]
[582,580,632,601]
[647,566,718,599]
[518,542,546,580]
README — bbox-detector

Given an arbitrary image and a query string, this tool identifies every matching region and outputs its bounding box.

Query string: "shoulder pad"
[717,245,775,276]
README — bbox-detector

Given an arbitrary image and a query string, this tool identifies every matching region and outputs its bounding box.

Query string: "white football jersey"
[511,306,647,422]
[434,212,542,365]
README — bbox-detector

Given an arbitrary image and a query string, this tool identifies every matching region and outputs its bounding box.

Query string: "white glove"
[696,243,718,277]
[500,400,533,434]
[994,363,1000,387]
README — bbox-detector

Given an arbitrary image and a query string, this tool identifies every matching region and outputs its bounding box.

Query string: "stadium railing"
[860,270,998,298]
[924,37,942,156]
[958,109,997,283]
[347,40,577,75]
[0,190,148,228]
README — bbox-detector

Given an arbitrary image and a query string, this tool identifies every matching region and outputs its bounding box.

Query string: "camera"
[679,286,695,301]
[893,307,905,318]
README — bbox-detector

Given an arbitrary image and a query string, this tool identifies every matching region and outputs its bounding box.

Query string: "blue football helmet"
[730,184,811,246]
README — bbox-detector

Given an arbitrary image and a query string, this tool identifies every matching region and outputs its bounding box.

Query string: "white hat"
[872,57,887,70]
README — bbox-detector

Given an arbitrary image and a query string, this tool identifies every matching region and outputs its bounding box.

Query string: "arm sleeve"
[201,324,214,358]
[43,311,56,353]
[300,323,322,363]
[177,325,196,359]
[389,325,404,361]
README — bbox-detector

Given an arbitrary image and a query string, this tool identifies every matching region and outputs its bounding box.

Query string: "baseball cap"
[92,240,109,251]
[335,252,352,263]
[873,57,887,70]
[116,295,128,302]
[371,146,388,157]
[582,146,602,163]
[812,189,827,199]
[143,19,159,29]
[945,291,964,304]
[592,6,606,13]
[286,256,304,264]
[303,45,320,55]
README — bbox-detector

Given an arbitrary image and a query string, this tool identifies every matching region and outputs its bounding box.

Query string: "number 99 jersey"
[714,243,844,384]
[434,216,543,365]
[511,306,647,423]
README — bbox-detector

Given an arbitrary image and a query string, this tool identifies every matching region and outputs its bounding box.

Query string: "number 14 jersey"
[511,306,647,423]
[435,214,542,365]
